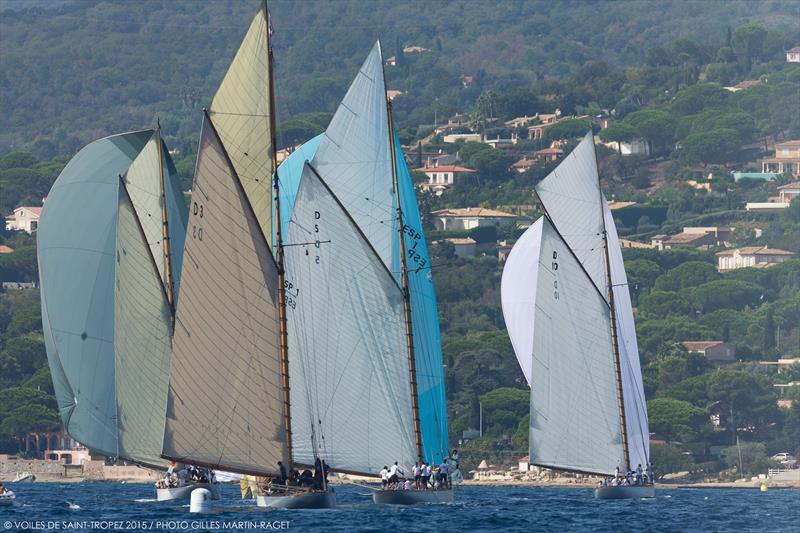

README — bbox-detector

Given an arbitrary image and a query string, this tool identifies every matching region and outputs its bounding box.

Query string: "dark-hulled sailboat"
[501,132,653,499]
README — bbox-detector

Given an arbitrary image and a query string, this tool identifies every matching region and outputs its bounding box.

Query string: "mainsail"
[208,3,274,245]
[283,163,417,474]
[163,114,286,476]
[39,129,186,464]
[503,217,623,474]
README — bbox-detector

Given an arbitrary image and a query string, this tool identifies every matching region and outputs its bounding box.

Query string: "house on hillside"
[461,75,474,88]
[443,133,482,144]
[431,207,517,231]
[505,115,538,129]
[651,227,733,250]
[403,45,429,53]
[0,245,14,254]
[761,140,800,178]
[417,164,476,196]
[724,80,761,92]
[600,137,651,156]
[511,157,536,174]
[533,146,564,162]
[683,341,736,363]
[778,182,800,204]
[5,206,42,234]
[715,246,794,271]
[436,237,477,258]
[786,46,800,63]
[497,240,514,262]
[386,89,404,101]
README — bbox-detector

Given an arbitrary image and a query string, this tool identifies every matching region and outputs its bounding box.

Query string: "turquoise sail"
[39,129,186,464]
[272,134,323,244]
[394,133,449,465]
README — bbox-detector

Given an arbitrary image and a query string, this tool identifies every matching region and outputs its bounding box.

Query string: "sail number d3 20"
[552,251,559,300]
[192,201,204,241]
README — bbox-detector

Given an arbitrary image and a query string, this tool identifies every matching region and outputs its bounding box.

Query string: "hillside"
[1,0,798,157]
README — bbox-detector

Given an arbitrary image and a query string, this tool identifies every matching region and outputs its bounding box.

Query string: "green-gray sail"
[39,129,187,466]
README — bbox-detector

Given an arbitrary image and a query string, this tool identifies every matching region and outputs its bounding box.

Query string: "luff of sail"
[603,202,650,470]
[114,180,173,468]
[503,217,624,475]
[163,113,286,476]
[38,130,185,462]
[208,4,274,245]
[283,163,417,475]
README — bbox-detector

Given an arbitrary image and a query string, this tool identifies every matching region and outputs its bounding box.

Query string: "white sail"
[283,163,417,475]
[208,4,274,245]
[524,217,624,475]
[163,114,286,476]
[311,42,399,280]
[603,202,650,470]
[114,184,172,468]
[534,132,607,299]
[501,219,545,386]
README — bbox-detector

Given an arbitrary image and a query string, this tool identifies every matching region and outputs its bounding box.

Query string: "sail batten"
[163,113,286,475]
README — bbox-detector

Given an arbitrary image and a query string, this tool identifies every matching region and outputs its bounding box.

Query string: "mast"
[386,96,423,464]
[154,124,176,323]
[593,139,630,471]
[265,0,294,471]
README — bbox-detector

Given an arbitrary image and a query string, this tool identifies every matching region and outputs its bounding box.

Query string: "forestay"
[283,163,417,475]
[164,114,286,476]
[395,134,449,465]
[527,217,624,475]
[208,4,274,245]
[38,130,154,458]
[311,42,399,281]
[534,132,607,299]
[603,202,650,470]
[501,219,545,387]
[114,184,172,468]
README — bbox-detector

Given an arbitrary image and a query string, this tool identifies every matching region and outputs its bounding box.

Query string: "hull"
[594,485,655,499]
[0,492,15,506]
[373,489,454,505]
[12,472,35,483]
[156,482,221,502]
[256,489,335,509]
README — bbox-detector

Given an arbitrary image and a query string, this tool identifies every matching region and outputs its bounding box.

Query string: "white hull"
[12,472,35,483]
[256,489,335,509]
[156,483,221,502]
[373,489,454,505]
[0,492,15,506]
[594,485,655,499]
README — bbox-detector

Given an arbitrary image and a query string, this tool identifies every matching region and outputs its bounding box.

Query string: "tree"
[653,261,719,292]
[707,369,779,438]
[649,443,694,477]
[479,387,529,436]
[647,398,709,442]
[681,128,741,165]
[599,123,637,154]
[689,279,762,312]
[543,119,590,141]
[624,110,676,155]
[639,290,696,317]
[720,442,770,476]
[731,24,767,71]
[625,259,663,292]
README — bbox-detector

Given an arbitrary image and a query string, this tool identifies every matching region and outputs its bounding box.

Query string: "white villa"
[5,206,43,233]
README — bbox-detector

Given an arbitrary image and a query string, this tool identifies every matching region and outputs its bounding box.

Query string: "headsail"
[38,130,159,458]
[283,163,417,475]
[603,203,650,470]
[163,114,286,476]
[114,182,172,468]
[394,133,449,465]
[208,4,274,245]
[534,132,607,299]
[311,42,399,280]
[509,217,624,475]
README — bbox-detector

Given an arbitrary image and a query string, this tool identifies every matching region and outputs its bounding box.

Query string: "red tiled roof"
[0,245,14,254]
[534,147,564,155]
[683,341,725,352]
[418,165,475,173]
[716,246,794,257]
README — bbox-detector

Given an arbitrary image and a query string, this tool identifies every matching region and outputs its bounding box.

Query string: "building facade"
[5,206,42,233]
[431,207,517,231]
[761,140,800,178]
[716,246,794,271]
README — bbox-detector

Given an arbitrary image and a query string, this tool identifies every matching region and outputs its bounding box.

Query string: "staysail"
[163,113,286,476]
[208,3,274,245]
[39,130,184,462]
[283,163,417,474]
[506,217,624,475]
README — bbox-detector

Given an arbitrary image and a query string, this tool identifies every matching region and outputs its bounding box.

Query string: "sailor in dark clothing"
[277,461,287,485]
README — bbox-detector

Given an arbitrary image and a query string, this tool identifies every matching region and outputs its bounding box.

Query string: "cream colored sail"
[209,4,274,245]
[163,114,286,475]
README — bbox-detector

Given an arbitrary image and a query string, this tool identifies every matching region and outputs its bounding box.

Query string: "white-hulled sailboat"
[276,42,453,505]
[37,126,207,502]
[501,132,653,499]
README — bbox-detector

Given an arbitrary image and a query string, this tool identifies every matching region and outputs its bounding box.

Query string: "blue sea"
[1,483,797,532]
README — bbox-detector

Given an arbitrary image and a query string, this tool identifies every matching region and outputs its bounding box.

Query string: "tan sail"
[209,4,274,245]
[163,113,286,476]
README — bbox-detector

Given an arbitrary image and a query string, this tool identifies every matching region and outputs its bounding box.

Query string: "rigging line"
[282,239,331,248]
[208,111,270,118]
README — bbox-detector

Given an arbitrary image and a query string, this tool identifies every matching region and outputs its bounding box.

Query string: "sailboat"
[276,42,452,506]
[37,127,197,499]
[501,132,653,499]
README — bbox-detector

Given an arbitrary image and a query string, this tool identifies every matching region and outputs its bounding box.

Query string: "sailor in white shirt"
[412,462,422,489]
[388,461,403,486]
[420,462,431,490]
[380,465,389,488]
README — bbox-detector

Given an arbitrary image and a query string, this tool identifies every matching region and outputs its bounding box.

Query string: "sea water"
[0,483,796,532]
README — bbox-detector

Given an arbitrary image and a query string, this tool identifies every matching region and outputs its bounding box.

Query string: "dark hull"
[373,489,454,505]
[594,485,655,499]
[256,489,335,509]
